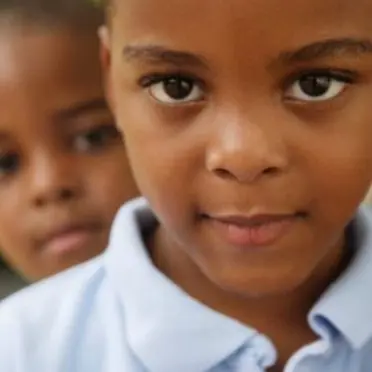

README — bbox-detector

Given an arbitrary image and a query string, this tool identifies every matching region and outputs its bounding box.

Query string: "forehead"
[0,25,101,99]
[0,26,105,139]
[111,0,372,57]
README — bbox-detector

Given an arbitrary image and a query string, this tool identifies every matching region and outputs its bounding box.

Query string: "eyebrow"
[277,38,372,64]
[123,38,372,73]
[54,97,109,122]
[123,44,209,69]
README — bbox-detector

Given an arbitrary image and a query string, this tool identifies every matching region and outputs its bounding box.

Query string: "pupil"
[300,76,330,97]
[164,78,192,100]
[88,131,103,145]
[0,154,18,172]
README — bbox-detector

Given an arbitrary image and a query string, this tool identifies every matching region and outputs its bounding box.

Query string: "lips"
[206,212,303,247]
[39,221,103,255]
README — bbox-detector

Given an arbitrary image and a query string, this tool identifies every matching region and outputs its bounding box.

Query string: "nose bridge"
[206,104,288,182]
[28,146,78,206]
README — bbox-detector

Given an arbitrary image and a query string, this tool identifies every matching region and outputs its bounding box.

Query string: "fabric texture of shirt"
[0,198,371,372]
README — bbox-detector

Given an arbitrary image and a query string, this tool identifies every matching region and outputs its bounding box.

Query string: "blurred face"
[103,0,372,298]
[0,25,138,281]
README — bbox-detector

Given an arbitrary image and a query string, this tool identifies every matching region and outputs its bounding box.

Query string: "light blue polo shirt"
[0,198,371,371]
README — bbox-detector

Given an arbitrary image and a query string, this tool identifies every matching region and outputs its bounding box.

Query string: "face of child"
[103,0,372,297]
[0,25,138,281]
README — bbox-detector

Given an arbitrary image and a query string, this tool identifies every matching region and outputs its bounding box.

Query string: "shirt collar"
[105,198,372,368]
[310,206,372,349]
[104,198,255,372]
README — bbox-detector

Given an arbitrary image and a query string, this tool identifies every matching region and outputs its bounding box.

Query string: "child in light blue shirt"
[0,0,138,284]
[1,0,372,371]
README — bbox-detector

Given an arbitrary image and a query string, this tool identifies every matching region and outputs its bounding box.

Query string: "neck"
[151,227,349,363]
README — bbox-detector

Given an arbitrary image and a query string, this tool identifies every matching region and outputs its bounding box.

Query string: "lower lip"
[209,216,298,248]
[45,229,97,255]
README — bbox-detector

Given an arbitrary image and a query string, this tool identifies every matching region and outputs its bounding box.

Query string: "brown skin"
[0,24,138,281]
[102,0,372,368]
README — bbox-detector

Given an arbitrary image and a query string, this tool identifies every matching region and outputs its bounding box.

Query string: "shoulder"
[0,254,105,314]
[0,199,156,371]
[0,256,108,370]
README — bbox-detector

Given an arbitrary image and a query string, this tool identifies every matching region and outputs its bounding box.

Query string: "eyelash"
[283,68,357,88]
[0,124,120,179]
[71,123,121,153]
[137,68,358,100]
[138,72,204,89]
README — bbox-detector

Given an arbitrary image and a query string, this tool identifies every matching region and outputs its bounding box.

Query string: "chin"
[207,265,307,299]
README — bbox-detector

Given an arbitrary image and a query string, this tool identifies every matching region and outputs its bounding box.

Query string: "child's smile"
[103,0,372,301]
[202,211,305,248]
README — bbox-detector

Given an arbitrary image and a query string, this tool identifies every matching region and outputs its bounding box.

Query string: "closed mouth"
[202,211,307,247]
[204,211,307,225]
[213,214,298,225]
[39,221,104,255]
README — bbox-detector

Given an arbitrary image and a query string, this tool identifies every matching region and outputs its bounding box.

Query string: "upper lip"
[207,213,298,227]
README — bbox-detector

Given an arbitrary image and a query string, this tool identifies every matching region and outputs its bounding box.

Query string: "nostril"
[214,168,232,179]
[34,197,45,208]
[263,167,278,175]
[59,188,74,200]
[34,187,75,208]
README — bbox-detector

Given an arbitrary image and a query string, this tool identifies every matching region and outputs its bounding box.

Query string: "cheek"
[318,141,371,193]
[301,129,372,227]
[116,101,201,208]
[314,157,371,218]
[86,152,139,215]
[0,206,28,265]
[129,148,192,214]
[124,132,202,231]
[107,151,139,201]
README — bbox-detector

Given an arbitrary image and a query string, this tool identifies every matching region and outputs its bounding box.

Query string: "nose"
[205,110,289,183]
[29,151,81,208]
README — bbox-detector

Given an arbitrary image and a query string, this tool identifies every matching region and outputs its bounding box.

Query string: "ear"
[99,26,116,114]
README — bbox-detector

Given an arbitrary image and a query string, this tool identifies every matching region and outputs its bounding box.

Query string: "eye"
[0,152,20,177]
[144,75,204,104]
[285,72,353,102]
[73,124,121,153]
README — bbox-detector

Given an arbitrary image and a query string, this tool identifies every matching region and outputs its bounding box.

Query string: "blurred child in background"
[0,0,138,296]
